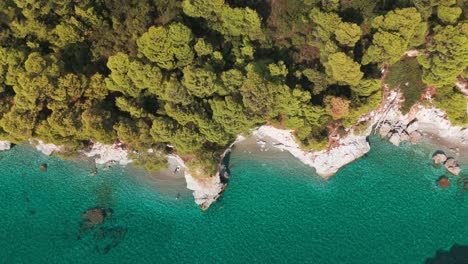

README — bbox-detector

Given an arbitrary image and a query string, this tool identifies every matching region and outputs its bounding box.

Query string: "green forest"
[0,0,467,177]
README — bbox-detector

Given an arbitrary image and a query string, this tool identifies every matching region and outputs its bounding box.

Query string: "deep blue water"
[0,140,467,263]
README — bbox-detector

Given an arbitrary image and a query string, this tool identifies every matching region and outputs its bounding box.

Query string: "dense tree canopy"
[0,0,466,176]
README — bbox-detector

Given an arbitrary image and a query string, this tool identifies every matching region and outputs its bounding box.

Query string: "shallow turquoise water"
[0,139,467,263]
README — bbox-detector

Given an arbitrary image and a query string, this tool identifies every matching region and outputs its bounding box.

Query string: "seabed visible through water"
[0,138,467,263]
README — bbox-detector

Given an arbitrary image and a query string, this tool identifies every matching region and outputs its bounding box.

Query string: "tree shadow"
[425,244,468,264]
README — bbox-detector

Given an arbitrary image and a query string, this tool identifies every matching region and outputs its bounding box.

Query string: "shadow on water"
[425,244,468,264]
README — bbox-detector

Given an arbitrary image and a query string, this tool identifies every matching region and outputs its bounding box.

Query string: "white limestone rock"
[82,142,132,165]
[169,154,223,210]
[310,135,370,178]
[0,140,11,151]
[30,139,63,156]
[444,158,461,176]
[432,153,447,165]
[388,133,401,146]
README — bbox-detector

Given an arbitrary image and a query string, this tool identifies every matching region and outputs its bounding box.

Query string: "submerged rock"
[444,158,461,176]
[436,176,450,188]
[80,207,113,233]
[39,163,48,171]
[432,152,447,165]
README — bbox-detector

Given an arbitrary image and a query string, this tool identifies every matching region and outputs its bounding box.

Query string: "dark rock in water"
[425,244,468,264]
[444,158,461,176]
[29,210,36,215]
[39,163,48,171]
[436,176,450,188]
[432,151,447,165]
[80,207,113,233]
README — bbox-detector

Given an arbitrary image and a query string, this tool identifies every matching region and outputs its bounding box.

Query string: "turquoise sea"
[0,138,467,263]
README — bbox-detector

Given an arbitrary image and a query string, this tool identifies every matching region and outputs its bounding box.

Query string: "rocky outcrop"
[169,154,224,210]
[444,158,461,176]
[432,152,447,165]
[0,140,11,151]
[168,135,245,210]
[82,142,132,165]
[432,151,461,176]
[253,126,370,178]
[30,139,63,156]
[309,135,370,178]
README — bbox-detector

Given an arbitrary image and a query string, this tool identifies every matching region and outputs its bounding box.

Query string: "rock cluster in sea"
[432,151,462,176]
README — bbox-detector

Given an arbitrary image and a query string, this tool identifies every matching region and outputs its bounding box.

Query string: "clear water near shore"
[0,139,467,263]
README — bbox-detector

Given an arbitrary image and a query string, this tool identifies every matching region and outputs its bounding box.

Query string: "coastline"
[0,92,466,209]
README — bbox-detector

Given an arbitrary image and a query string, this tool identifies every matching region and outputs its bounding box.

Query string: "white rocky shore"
[253,126,370,178]
[177,135,247,210]
[0,137,234,210]
[252,90,467,178]
[0,140,11,151]
[81,142,133,165]
[168,154,224,210]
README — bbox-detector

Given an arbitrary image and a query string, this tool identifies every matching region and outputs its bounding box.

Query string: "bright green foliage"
[321,0,340,11]
[137,23,194,70]
[217,7,264,40]
[324,53,363,86]
[342,88,382,128]
[417,25,468,87]
[268,61,288,77]
[434,86,467,125]
[302,69,330,95]
[437,5,462,24]
[210,96,258,134]
[106,53,162,98]
[351,79,381,97]
[363,8,427,65]
[335,23,362,47]
[309,8,341,58]
[0,107,37,143]
[182,66,219,98]
[80,104,117,144]
[114,119,155,151]
[182,0,224,19]
[84,73,109,100]
[194,39,213,57]
[221,69,245,93]
[115,97,149,119]
[240,71,292,119]
[0,0,465,176]
[162,74,194,105]
[182,0,264,40]
[51,19,85,48]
